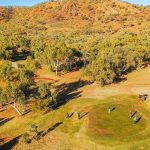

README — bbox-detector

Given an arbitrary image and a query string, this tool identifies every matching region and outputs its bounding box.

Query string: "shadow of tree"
[140,62,150,69]
[12,52,30,61]
[0,104,8,108]
[55,80,93,107]
[0,109,6,113]
[0,117,15,127]
[0,138,5,146]
[23,109,31,116]
[0,118,5,122]
[113,77,127,84]
[123,67,136,75]
[31,130,44,141]
[42,122,63,137]
[0,135,21,150]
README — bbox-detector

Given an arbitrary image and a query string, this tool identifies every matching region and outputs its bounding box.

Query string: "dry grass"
[1,63,150,149]
[1,95,150,150]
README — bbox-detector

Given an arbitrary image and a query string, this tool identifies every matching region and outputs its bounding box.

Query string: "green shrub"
[22,133,30,144]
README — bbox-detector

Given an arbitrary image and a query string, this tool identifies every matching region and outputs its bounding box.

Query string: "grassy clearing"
[1,95,150,150]
[88,103,146,142]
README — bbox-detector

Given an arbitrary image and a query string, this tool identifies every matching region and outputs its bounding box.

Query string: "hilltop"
[0,0,150,37]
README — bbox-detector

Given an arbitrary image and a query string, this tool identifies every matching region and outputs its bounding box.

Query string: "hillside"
[0,0,150,37]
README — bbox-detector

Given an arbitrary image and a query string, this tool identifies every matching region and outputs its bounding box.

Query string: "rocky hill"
[0,0,150,37]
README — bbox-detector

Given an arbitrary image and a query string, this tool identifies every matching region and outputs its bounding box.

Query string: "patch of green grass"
[88,103,146,138]
[86,97,150,148]
[1,95,150,149]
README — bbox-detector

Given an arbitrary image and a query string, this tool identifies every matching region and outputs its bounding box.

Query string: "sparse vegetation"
[22,133,30,144]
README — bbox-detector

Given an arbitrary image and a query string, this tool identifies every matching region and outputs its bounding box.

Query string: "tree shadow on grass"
[31,122,63,140]
[11,52,30,62]
[0,104,8,110]
[55,80,93,107]
[123,67,136,75]
[0,109,6,113]
[22,109,31,116]
[42,122,63,137]
[113,77,127,84]
[0,138,5,146]
[140,62,150,69]
[0,117,15,127]
[0,135,21,150]
[0,118,5,122]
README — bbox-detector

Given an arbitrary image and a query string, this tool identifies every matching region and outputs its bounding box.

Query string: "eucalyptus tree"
[0,61,14,81]
[36,82,58,110]
[1,82,26,115]
[38,82,51,99]
[18,67,35,85]
[40,42,77,75]
[84,34,150,86]
[0,62,35,114]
